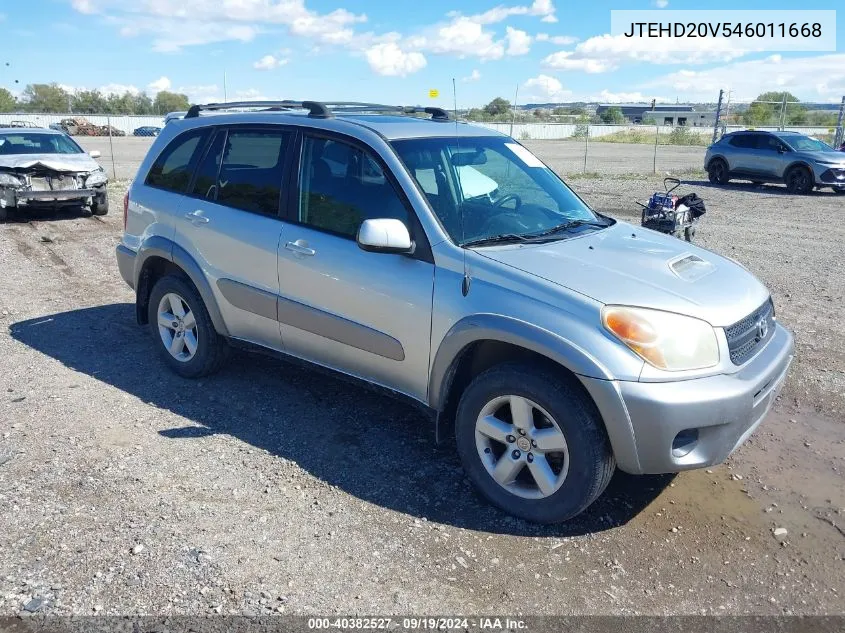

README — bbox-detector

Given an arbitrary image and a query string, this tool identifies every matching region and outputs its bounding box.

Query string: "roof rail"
[184,100,451,121]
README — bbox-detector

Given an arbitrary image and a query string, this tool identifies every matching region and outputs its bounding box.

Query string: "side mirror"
[777,147,786,154]
[357,218,413,254]
[89,150,101,159]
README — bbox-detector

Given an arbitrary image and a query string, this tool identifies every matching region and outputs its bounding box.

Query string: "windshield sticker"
[505,143,545,168]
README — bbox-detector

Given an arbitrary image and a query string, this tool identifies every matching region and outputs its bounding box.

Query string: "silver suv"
[706,130,845,194]
[116,101,794,523]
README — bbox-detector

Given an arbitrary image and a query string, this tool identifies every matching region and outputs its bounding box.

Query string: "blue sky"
[1,0,843,107]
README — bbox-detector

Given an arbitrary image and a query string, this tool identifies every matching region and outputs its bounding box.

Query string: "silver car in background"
[116,100,794,523]
[705,130,845,194]
[0,128,109,221]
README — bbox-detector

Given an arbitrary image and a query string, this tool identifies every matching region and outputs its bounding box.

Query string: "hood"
[795,150,845,166]
[0,153,101,173]
[477,222,769,327]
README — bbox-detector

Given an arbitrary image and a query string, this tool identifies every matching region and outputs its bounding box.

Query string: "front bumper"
[581,322,794,474]
[817,167,845,185]
[1,188,97,207]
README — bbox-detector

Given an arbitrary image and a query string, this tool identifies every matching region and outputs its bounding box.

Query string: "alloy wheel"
[474,395,570,500]
[156,292,198,362]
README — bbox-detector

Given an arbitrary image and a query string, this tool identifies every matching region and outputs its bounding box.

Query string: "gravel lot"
[0,166,843,617]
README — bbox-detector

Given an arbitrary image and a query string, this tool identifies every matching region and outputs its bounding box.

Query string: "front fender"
[134,236,229,337]
[427,313,615,411]
[427,313,642,473]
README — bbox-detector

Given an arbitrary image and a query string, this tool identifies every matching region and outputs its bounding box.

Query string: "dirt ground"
[0,174,843,617]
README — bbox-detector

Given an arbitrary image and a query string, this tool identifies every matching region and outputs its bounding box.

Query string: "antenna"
[509,83,519,138]
[223,71,228,103]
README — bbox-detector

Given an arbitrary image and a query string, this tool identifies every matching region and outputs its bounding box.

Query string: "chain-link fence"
[0,112,164,180]
[477,123,711,176]
[5,100,843,181]
[712,93,845,147]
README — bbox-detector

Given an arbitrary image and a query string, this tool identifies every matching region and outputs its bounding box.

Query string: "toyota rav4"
[116,101,794,523]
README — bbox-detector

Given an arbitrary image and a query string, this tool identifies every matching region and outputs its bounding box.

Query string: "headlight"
[0,173,24,187]
[601,305,719,371]
[86,169,108,187]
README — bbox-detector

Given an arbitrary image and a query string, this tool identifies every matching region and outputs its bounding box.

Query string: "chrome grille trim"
[725,299,775,366]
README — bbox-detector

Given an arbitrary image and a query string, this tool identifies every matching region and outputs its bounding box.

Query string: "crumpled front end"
[0,168,106,210]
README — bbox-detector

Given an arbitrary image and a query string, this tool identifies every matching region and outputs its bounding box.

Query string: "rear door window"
[146,129,208,193]
[215,129,289,216]
[728,134,754,149]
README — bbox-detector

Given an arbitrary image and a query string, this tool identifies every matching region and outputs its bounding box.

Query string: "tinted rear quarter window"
[146,129,207,193]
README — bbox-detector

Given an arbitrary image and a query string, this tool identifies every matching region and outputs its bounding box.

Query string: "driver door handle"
[285,239,315,256]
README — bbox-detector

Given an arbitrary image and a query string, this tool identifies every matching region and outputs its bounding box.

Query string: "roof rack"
[184,101,451,121]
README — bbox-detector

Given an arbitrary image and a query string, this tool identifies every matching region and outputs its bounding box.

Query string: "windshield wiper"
[462,233,530,248]
[526,218,609,240]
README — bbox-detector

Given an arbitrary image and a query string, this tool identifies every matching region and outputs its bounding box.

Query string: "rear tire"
[455,362,615,523]
[147,274,228,378]
[707,159,729,185]
[833,187,845,195]
[0,207,7,222]
[785,166,813,195]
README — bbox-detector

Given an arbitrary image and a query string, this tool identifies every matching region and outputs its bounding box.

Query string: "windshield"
[781,135,834,152]
[391,136,605,246]
[0,132,84,155]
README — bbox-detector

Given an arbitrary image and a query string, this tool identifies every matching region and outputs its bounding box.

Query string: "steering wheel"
[492,193,522,209]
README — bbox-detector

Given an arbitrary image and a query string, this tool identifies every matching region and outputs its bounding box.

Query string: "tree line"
[0,83,191,115]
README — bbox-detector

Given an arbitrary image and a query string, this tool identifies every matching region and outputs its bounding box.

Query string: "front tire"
[0,206,7,222]
[92,189,109,215]
[785,166,813,194]
[707,159,729,185]
[455,363,615,523]
[147,274,228,378]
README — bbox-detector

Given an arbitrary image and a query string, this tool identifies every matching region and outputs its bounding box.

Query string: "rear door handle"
[285,240,315,256]
[184,210,210,224]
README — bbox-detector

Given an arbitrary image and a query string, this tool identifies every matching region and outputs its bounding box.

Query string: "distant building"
[642,110,716,127]
[595,103,695,124]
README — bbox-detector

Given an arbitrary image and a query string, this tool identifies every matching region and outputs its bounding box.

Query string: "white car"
[0,128,109,220]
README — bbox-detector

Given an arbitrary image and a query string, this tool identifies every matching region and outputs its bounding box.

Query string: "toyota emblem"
[756,318,769,341]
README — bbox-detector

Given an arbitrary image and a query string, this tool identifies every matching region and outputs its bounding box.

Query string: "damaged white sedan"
[0,128,109,221]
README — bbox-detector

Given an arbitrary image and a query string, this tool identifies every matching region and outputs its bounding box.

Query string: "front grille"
[725,299,775,365]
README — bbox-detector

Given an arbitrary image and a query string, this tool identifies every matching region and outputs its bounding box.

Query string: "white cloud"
[523,74,571,101]
[651,53,845,102]
[465,0,557,25]
[542,52,615,74]
[147,76,171,92]
[462,69,482,83]
[536,33,578,45]
[253,55,288,71]
[71,0,366,51]
[543,34,747,73]
[653,0,669,7]
[71,0,96,14]
[505,27,531,56]
[591,90,669,104]
[98,83,139,96]
[365,42,427,77]
[419,17,505,61]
